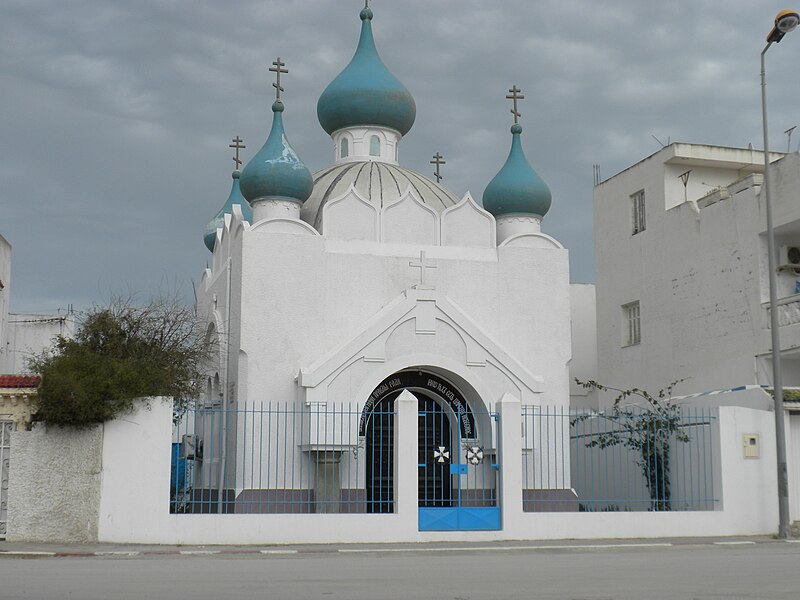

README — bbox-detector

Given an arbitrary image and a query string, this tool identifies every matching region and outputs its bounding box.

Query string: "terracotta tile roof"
[0,375,42,388]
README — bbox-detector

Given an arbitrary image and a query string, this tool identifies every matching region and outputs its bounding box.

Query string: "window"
[369,135,380,157]
[622,301,641,346]
[340,138,349,159]
[631,189,646,235]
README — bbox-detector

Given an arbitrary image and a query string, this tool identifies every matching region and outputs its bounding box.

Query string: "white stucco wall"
[7,423,103,542]
[90,400,779,544]
[198,197,572,424]
[3,312,76,373]
[569,283,597,409]
[592,145,800,401]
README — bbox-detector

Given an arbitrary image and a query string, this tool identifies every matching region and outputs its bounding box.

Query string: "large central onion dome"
[317,8,416,136]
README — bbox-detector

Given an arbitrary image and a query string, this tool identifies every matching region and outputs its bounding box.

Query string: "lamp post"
[761,8,799,540]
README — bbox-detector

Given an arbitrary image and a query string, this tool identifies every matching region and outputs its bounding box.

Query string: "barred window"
[623,301,641,346]
[631,189,646,235]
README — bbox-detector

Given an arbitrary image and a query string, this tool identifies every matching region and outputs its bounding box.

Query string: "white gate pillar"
[394,390,419,526]
[497,393,524,530]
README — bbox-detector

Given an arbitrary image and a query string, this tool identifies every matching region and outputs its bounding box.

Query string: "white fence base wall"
[8,423,103,543]
[90,398,781,545]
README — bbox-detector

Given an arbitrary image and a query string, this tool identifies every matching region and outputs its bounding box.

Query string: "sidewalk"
[1,535,796,558]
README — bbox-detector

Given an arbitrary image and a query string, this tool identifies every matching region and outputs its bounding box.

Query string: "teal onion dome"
[317,8,416,136]
[204,171,253,252]
[240,101,313,206]
[482,124,552,218]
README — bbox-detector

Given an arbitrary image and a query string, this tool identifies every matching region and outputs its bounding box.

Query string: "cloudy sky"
[2,0,799,313]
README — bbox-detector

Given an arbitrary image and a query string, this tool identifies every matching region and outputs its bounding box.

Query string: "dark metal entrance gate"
[417,400,500,531]
[363,371,501,530]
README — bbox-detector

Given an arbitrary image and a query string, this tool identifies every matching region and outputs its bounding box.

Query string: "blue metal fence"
[170,402,719,516]
[170,402,396,514]
[522,406,718,512]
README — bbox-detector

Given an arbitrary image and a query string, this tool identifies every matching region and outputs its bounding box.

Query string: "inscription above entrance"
[360,371,475,437]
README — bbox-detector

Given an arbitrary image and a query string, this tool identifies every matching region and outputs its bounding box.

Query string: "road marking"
[94,551,141,557]
[713,541,756,545]
[0,551,58,557]
[338,543,673,554]
[784,539,800,543]
[179,550,221,555]
[259,550,298,555]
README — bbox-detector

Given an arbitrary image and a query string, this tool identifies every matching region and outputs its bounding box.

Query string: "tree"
[29,295,211,426]
[573,379,690,511]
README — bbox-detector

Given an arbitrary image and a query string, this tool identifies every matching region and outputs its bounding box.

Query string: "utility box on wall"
[743,434,760,459]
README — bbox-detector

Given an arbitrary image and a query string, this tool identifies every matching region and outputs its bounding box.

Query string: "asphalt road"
[1,540,800,599]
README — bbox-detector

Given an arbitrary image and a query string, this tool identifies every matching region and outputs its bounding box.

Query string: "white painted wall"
[90,400,778,544]
[0,233,77,374]
[8,423,103,542]
[569,284,597,410]
[789,413,800,521]
[593,145,800,400]
[195,192,573,495]
[3,312,76,373]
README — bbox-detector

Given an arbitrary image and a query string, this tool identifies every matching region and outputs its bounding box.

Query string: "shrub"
[29,296,210,426]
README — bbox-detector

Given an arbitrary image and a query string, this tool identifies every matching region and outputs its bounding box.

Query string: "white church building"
[194,4,572,530]
[8,7,785,545]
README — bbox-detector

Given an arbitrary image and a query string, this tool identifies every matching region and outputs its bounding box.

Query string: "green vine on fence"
[573,379,690,511]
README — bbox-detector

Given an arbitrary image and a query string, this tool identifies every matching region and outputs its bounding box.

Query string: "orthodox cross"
[409,250,437,289]
[229,136,246,170]
[431,152,446,183]
[506,85,524,124]
[269,57,288,101]
[364,0,370,8]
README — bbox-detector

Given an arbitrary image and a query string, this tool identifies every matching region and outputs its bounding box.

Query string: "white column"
[497,393,524,530]
[394,390,418,526]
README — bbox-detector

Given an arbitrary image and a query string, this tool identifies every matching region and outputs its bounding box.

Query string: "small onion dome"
[204,171,253,252]
[482,124,551,218]
[240,101,313,207]
[317,7,416,137]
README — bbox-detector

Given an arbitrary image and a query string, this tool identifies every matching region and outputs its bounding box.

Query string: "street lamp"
[761,8,798,540]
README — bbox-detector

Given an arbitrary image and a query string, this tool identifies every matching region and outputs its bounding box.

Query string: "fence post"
[497,393,523,531]
[394,390,419,526]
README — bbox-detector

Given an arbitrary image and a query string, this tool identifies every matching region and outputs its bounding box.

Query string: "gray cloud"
[2,0,798,312]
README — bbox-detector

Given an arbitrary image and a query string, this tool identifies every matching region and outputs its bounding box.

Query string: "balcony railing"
[764,293,800,328]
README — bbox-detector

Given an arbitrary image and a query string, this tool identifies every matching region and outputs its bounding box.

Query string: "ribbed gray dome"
[301,161,459,231]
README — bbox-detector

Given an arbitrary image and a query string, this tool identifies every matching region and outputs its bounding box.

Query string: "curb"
[1,537,798,559]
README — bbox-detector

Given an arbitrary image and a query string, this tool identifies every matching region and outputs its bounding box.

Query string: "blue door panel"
[419,507,501,531]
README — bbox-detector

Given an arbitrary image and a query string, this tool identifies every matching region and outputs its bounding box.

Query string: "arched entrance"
[362,370,500,530]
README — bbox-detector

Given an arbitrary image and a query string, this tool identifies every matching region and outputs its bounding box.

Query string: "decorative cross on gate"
[409,250,437,289]
[466,445,484,465]
[269,57,288,101]
[506,85,524,124]
[431,152,446,183]
[434,446,450,463]
[229,136,246,170]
